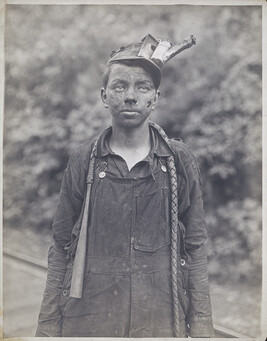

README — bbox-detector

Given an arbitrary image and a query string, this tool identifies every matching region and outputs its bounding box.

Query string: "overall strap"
[149,122,181,337]
[70,139,97,298]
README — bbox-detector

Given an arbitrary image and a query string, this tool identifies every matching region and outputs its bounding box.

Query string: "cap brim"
[107,56,161,89]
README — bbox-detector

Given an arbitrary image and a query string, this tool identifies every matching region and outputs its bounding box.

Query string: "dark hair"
[102,60,160,90]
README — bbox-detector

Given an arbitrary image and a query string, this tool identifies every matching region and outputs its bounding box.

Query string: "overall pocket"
[62,272,129,318]
[134,187,170,252]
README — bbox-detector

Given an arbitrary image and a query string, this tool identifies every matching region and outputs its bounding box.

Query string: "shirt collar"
[96,124,173,158]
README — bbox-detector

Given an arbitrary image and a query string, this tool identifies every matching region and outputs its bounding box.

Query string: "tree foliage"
[4,5,262,283]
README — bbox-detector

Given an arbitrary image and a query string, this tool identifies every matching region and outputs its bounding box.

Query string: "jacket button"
[181,259,186,266]
[62,289,68,297]
[161,165,167,173]
[99,171,106,178]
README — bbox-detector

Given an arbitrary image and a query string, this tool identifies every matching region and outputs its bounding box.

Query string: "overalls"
[60,147,188,337]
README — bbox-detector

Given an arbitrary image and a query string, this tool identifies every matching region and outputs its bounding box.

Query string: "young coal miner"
[36,35,214,337]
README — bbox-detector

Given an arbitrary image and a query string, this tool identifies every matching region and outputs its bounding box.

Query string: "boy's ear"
[151,90,160,110]
[101,88,109,108]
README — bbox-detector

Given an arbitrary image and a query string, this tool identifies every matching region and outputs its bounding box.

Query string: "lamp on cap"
[107,34,196,88]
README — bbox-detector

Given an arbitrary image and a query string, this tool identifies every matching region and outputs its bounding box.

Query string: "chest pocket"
[134,187,170,252]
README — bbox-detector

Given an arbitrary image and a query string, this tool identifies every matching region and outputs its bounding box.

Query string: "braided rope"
[167,155,180,337]
[150,122,181,337]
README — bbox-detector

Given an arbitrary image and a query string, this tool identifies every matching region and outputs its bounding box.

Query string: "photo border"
[0,1,265,340]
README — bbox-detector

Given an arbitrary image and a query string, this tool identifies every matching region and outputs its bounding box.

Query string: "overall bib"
[61,155,188,337]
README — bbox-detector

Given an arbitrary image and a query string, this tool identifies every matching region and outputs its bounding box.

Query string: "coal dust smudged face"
[101,63,160,129]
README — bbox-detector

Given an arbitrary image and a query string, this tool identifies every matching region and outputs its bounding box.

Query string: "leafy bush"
[207,198,261,284]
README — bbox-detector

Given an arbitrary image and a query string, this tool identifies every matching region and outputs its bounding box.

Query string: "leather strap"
[70,140,97,298]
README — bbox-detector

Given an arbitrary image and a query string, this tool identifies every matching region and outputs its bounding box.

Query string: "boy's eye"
[137,83,153,92]
[138,86,150,92]
[113,84,125,92]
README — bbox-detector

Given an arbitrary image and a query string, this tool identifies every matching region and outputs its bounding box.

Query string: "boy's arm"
[36,150,86,336]
[177,143,214,337]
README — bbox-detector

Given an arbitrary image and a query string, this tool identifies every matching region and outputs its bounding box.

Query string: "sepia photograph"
[1,1,264,339]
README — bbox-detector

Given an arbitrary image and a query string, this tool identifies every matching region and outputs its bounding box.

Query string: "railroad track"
[3,248,251,339]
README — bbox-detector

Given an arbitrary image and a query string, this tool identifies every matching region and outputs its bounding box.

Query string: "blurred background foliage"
[4,5,261,287]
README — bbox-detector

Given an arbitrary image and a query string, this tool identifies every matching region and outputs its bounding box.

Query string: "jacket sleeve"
[178,146,215,338]
[36,152,86,337]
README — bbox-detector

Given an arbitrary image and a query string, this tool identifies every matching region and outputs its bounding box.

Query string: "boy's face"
[101,63,160,128]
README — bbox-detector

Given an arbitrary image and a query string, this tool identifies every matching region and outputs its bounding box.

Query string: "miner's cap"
[106,34,196,88]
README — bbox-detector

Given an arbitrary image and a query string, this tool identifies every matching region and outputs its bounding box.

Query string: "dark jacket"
[36,125,214,337]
